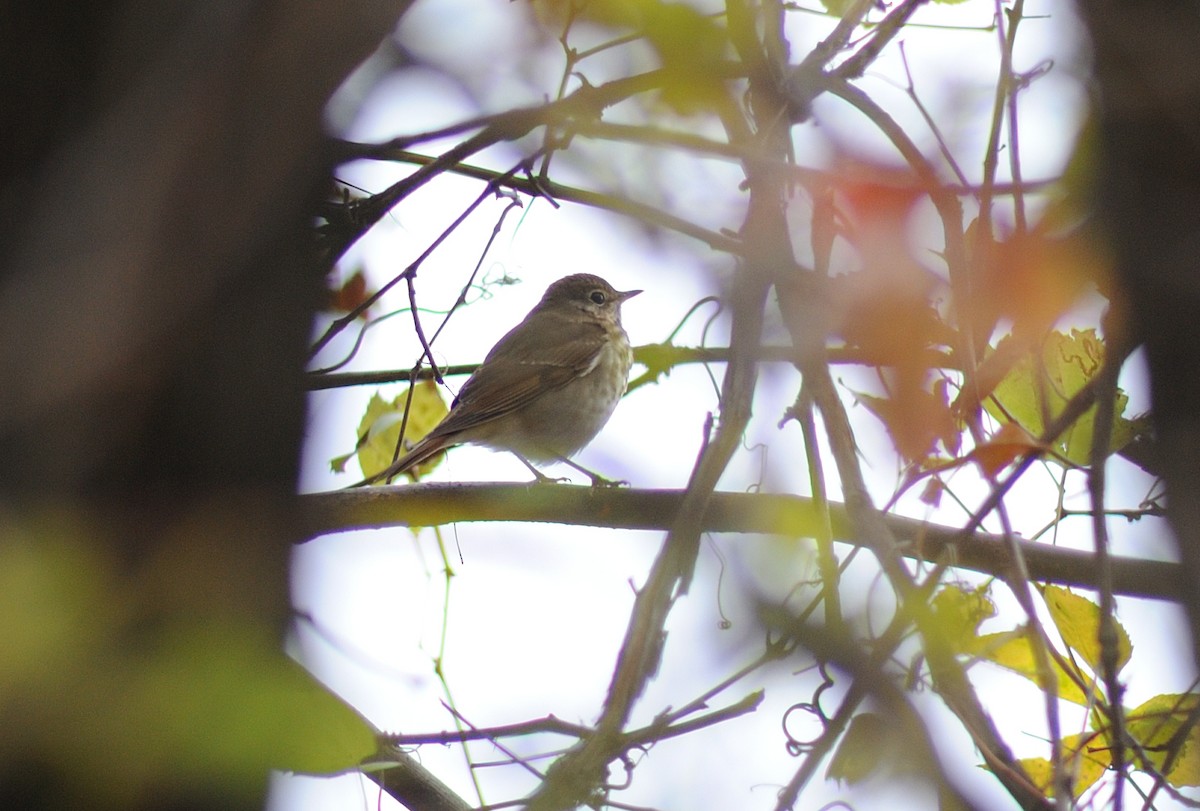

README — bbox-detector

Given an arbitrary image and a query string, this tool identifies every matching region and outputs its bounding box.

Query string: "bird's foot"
[586,472,629,488]
[549,455,628,487]
[529,469,570,485]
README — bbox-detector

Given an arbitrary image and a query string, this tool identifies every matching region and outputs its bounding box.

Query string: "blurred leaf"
[828,272,949,365]
[1017,731,1110,799]
[981,230,1094,334]
[109,624,377,778]
[818,0,853,14]
[826,713,889,785]
[558,0,730,114]
[324,269,374,318]
[1126,693,1200,786]
[969,421,1044,477]
[1039,113,1098,237]
[0,521,377,806]
[349,382,449,481]
[855,379,959,465]
[824,163,965,468]
[0,528,114,697]
[642,2,729,114]
[930,583,996,651]
[1042,585,1131,676]
[826,162,957,360]
[984,329,1136,465]
[918,475,945,507]
[970,629,1092,705]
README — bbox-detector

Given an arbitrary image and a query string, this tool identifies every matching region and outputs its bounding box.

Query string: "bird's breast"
[506,327,633,461]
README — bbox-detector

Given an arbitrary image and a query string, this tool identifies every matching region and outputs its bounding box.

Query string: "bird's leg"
[554,455,628,488]
[511,453,568,485]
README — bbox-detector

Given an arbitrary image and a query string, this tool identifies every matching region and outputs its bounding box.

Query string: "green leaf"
[826,713,889,785]
[113,624,378,778]
[1042,585,1131,676]
[329,450,355,474]
[0,526,378,804]
[578,1,729,115]
[984,329,1136,466]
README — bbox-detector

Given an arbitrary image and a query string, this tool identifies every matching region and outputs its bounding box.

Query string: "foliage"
[0,516,377,806]
[331,383,450,482]
[303,1,1189,810]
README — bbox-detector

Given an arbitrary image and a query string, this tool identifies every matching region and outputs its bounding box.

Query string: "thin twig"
[1091,336,1128,809]
[833,0,929,81]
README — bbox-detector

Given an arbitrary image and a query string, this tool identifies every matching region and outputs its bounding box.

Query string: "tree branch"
[304,343,958,390]
[362,746,473,811]
[301,485,1185,602]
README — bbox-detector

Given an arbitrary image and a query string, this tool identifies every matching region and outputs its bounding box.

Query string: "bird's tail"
[348,435,449,488]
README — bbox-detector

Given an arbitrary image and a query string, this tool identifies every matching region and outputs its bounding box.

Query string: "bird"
[356,273,641,486]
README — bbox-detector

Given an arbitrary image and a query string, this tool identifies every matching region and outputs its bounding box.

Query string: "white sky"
[279,2,1196,810]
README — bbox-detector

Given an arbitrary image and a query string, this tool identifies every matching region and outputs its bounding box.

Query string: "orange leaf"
[971,422,1044,477]
[325,270,374,318]
[856,379,959,465]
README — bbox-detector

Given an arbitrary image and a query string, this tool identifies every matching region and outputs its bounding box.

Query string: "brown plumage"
[357,274,640,485]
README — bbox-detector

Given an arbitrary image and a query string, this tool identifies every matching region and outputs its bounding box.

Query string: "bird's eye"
[589,290,607,305]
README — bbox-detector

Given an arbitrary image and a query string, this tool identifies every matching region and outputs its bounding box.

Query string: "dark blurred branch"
[833,0,928,81]
[1078,0,1200,668]
[320,64,747,262]
[0,2,413,809]
[342,133,1056,198]
[330,149,742,254]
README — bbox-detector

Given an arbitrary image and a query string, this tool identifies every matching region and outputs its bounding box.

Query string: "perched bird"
[358,273,641,486]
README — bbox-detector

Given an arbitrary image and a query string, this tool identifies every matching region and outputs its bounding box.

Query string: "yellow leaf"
[1126,693,1200,786]
[930,584,996,651]
[970,630,1092,705]
[352,382,449,482]
[1042,585,1131,676]
[984,329,1137,465]
[556,1,730,115]
[1017,731,1110,799]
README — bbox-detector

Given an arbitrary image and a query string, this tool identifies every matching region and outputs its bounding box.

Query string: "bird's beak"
[618,288,643,302]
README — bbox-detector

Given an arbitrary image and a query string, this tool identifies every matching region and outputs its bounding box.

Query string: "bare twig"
[306,343,957,390]
[834,0,929,81]
[1091,335,1128,809]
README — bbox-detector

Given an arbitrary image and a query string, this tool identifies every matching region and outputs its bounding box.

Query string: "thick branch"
[302,485,1184,602]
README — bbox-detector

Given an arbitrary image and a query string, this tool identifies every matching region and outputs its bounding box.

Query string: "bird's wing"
[429,315,607,437]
